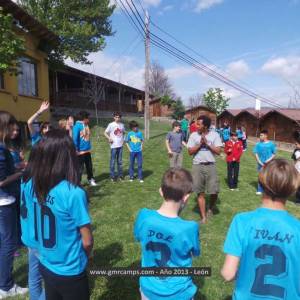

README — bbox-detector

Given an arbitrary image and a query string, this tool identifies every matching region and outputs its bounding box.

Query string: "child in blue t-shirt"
[126,120,144,182]
[134,168,200,300]
[27,101,51,146]
[253,130,276,195]
[222,124,231,143]
[73,111,97,186]
[221,159,300,300]
[21,129,93,300]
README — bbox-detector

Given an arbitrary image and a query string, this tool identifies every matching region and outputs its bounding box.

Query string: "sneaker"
[0,284,28,299]
[129,178,133,182]
[256,192,262,195]
[89,179,97,186]
[111,178,116,183]
[118,177,124,182]
[139,180,144,183]
[230,189,234,191]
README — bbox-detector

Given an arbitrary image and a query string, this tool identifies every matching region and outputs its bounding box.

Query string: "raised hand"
[38,101,50,114]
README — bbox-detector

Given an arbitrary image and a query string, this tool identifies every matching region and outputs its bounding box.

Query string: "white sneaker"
[256,192,262,195]
[89,179,97,186]
[230,189,234,191]
[139,180,144,183]
[0,284,28,299]
[129,179,133,182]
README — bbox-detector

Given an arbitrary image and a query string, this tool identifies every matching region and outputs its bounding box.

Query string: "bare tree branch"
[149,60,174,98]
[83,73,105,128]
[285,79,300,108]
[188,93,204,109]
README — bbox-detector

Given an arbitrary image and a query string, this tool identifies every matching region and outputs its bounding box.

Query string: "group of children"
[135,160,300,300]
[1,104,300,300]
[224,128,277,194]
[104,113,144,182]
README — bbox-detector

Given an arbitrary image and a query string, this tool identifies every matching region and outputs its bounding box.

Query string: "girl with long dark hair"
[21,129,93,300]
[0,111,28,298]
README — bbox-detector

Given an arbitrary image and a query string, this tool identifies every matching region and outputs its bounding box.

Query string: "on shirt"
[253,141,276,164]
[187,131,222,164]
[105,122,125,149]
[134,208,200,300]
[224,208,300,300]
[21,179,91,276]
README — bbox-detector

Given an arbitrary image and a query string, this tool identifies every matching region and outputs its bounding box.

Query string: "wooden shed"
[259,109,300,143]
[234,110,260,137]
[149,98,173,118]
[185,106,217,125]
[217,109,241,129]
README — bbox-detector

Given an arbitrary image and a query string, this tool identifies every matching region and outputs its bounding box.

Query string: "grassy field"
[12,118,299,300]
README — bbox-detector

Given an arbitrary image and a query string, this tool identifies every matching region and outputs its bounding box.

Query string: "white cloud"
[65,52,144,90]
[194,0,224,13]
[143,0,161,7]
[162,4,173,11]
[166,66,198,80]
[157,4,174,15]
[226,59,250,79]
[261,56,300,79]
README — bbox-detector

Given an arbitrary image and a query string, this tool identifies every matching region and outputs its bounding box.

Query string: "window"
[18,57,38,97]
[0,72,4,89]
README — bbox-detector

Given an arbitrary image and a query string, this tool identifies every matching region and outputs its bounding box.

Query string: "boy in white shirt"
[104,112,125,181]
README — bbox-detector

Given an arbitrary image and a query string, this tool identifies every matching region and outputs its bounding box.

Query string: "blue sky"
[67,0,300,108]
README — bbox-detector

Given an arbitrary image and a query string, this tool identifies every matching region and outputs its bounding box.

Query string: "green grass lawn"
[12,118,299,300]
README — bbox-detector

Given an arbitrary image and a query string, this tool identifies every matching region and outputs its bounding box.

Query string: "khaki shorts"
[169,152,183,168]
[192,163,220,194]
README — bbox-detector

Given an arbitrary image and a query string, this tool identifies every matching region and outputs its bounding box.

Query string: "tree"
[0,7,25,73]
[149,61,173,98]
[188,93,203,108]
[202,88,229,116]
[83,73,105,130]
[286,80,300,108]
[17,0,115,65]
[171,98,185,120]
[160,94,175,107]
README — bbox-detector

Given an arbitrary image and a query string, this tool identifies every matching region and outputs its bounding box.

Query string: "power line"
[118,0,283,108]
[115,0,145,39]
[135,0,147,16]
[102,33,142,78]
[150,21,281,106]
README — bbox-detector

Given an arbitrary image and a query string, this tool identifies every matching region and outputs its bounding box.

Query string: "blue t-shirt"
[126,131,144,152]
[9,150,21,167]
[31,132,42,146]
[222,127,230,142]
[72,121,91,153]
[21,179,91,276]
[134,208,200,300]
[224,208,300,300]
[236,129,243,139]
[253,141,276,164]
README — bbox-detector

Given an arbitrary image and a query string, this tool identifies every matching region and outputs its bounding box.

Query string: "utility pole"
[144,10,150,140]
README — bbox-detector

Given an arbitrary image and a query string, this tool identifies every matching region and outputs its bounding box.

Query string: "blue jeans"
[129,152,143,180]
[29,248,45,300]
[110,147,123,179]
[257,164,264,193]
[0,202,17,291]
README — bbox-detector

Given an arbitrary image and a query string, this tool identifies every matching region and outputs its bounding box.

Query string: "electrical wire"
[118,0,283,108]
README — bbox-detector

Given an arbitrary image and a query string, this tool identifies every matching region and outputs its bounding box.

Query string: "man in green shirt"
[180,115,189,142]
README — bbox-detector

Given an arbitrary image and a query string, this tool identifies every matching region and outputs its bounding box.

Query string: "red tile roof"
[262,109,300,122]
[185,105,215,114]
